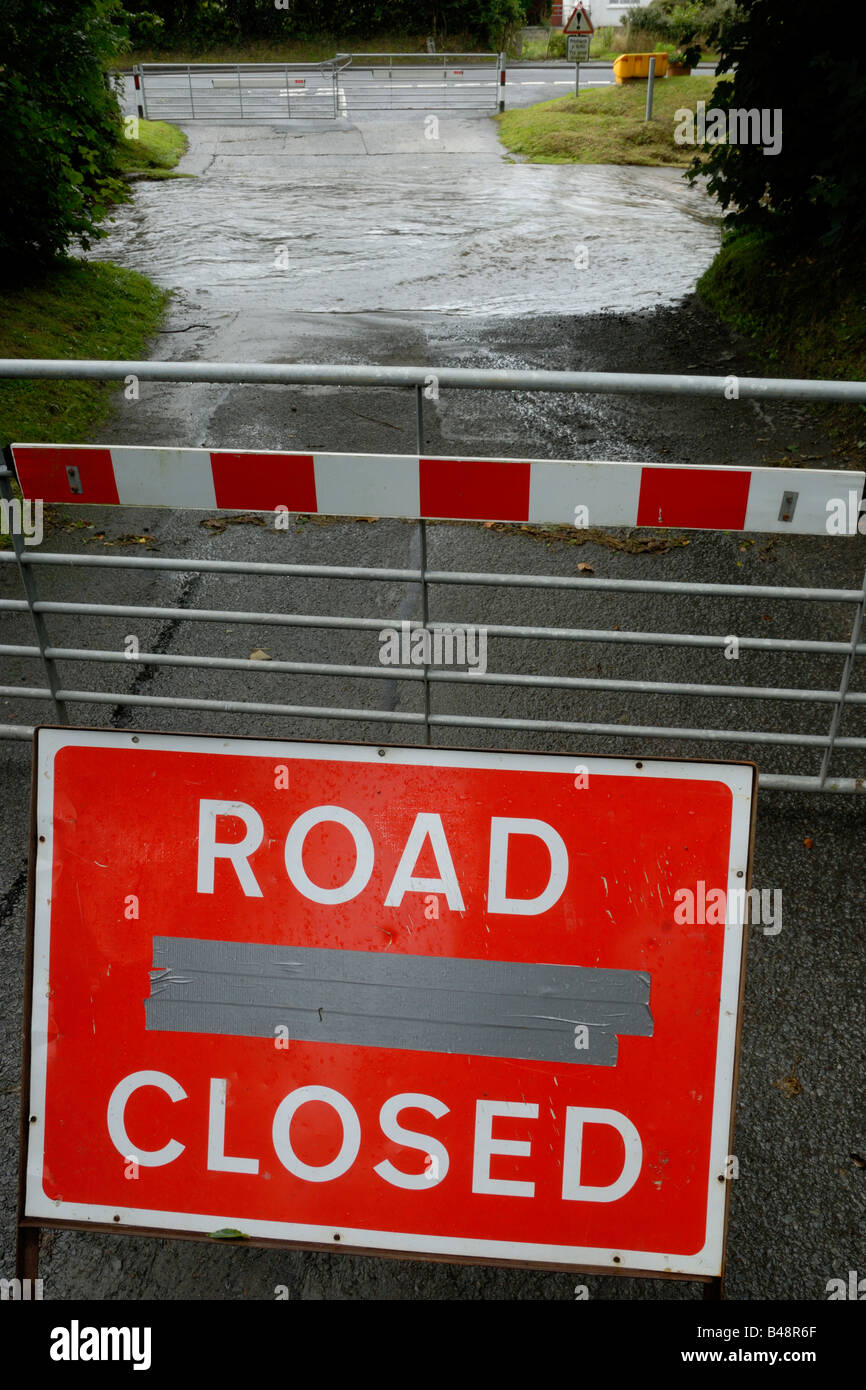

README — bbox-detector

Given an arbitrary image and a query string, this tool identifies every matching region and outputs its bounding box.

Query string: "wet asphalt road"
[0,104,864,1302]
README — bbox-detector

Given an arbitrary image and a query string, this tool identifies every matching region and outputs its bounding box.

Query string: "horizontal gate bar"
[0,713,854,789]
[2,684,864,748]
[1,596,862,655]
[11,443,863,535]
[2,359,865,402]
[335,52,499,58]
[139,61,342,71]
[1,598,863,654]
[1,551,863,603]
[3,644,863,705]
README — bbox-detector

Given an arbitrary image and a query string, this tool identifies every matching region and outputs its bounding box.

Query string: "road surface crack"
[110,570,205,728]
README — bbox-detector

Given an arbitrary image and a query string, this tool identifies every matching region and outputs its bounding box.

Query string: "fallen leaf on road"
[577,562,594,574]
[85,532,158,548]
[803,836,813,849]
[200,513,266,533]
[249,648,271,661]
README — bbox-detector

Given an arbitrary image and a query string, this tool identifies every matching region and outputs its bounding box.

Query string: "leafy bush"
[624,27,663,54]
[126,8,164,46]
[624,1,739,65]
[0,0,129,280]
[119,0,530,51]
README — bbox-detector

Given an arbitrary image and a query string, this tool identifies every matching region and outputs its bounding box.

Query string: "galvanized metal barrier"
[132,60,350,121]
[132,53,505,121]
[331,53,506,113]
[1,359,865,794]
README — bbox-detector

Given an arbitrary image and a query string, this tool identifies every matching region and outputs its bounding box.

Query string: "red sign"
[25,730,753,1275]
[563,6,594,35]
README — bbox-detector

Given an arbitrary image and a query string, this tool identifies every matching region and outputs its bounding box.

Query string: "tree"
[420,0,528,49]
[0,0,129,279]
[117,0,529,50]
[687,0,866,250]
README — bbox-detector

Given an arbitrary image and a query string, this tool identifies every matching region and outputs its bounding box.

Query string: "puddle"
[92,137,720,318]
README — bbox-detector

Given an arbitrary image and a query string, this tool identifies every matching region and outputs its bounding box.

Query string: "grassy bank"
[0,261,169,449]
[697,231,866,389]
[116,118,189,180]
[496,74,720,165]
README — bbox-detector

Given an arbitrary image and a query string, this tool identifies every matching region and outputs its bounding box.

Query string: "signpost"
[563,7,594,97]
[20,728,755,1283]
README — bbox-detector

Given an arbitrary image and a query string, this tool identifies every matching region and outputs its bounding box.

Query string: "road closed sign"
[24,729,755,1277]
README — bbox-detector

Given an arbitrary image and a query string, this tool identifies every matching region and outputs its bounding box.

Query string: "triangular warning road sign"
[563,5,594,35]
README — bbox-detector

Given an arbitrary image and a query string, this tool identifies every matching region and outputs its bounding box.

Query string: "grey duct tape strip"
[146,937,653,1067]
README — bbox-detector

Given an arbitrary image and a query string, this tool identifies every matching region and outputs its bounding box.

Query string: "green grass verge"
[116,118,189,180]
[496,74,722,165]
[0,260,170,450]
[697,230,866,388]
[517,37,620,61]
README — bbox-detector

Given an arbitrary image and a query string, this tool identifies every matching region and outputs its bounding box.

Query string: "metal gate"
[1,359,865,793]
[331,53,506,113]
[132,53,506,121]
[133,61,349,121]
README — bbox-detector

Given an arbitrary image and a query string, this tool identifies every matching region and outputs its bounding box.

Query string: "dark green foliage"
[124,9,165,46]
[687,0,866,251]
[119,0,528,50]
[623,1,740,66]
[0,0,130,279]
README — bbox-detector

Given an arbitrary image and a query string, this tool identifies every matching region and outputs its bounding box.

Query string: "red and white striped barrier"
[11,443,864,534]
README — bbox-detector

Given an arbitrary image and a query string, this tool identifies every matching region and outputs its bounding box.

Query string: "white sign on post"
[567,36,591,61]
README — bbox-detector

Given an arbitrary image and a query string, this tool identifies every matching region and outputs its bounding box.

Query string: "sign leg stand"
[575,61,580,98]
[16,1223,39,1283]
